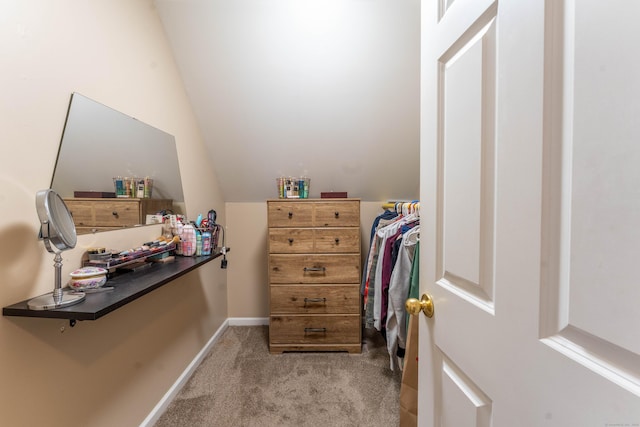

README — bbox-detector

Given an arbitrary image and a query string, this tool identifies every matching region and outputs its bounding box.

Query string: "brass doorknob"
[405,293,434,318]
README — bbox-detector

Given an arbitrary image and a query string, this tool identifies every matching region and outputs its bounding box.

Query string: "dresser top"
[267,198,359,202]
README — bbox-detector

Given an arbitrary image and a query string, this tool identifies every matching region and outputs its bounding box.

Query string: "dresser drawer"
[65,202,95,227]
[269,228,314,253]
[269,228,360,254]
[94,200,141,226]
[268,200,360,228]
[66,199,139,227]
[314,227,360,253]
[270,285,360,314]
[64,198,172,229]
[314,201,360,227]
[269,254,360,284]
[269,315,361,345]
[268,202,313,227]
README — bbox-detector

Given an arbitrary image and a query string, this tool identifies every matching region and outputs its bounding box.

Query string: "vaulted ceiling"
[155,0,420,202]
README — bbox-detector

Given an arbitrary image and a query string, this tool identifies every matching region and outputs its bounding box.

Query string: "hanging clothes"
[386,226,420,371]
[362,202,420,370]
[372,213,417,331]
[361,209,399,295]
[406,241,420,334]
[382,220,419,327]
[363,214,400,329]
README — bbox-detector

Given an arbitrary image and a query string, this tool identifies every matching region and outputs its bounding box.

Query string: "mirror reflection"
[51,93,185,234]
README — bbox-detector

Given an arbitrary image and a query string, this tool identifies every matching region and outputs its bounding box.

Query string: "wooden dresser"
[64,198,172,234]
[267,198,361,354]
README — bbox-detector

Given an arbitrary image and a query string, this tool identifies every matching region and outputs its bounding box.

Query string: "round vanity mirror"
[35,189,78,252]
[28,189,85,310]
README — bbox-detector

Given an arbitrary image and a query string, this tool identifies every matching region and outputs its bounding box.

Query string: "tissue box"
[321,192,348,198]
[74,191,116,198]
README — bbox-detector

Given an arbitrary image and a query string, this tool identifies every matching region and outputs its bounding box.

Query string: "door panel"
[441,356,492,427]
[540,0,640,396]
[438,10,497,312]
[419,0,640,425]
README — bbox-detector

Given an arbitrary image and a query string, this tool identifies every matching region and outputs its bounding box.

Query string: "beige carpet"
[154,325,401,427]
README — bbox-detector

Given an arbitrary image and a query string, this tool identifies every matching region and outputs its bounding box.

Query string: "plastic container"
[136,179,145,198]
[113,176,126,197]
[143,177,153,198]
[182,224,196,256]
[68,266,108,290]
[300,177,310,198]
[181,224,196,256]
[174,220,184,255]
[202,230,212,255]
[195,230,202,256]
[276,177,285,198]
[277,176,310,199]
[122,177,132,198]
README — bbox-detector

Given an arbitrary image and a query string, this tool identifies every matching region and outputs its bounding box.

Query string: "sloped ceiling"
[155,0,420,202]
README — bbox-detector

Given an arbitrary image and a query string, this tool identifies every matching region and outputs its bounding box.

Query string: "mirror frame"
[36,189,77,253]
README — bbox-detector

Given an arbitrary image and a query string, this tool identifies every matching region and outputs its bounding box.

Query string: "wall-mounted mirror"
[51,93,185,234]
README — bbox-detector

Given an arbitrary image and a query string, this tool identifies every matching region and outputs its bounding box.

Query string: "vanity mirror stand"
[28,189,86,310]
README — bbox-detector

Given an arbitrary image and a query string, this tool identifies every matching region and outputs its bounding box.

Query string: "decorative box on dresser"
[267,198,362,354]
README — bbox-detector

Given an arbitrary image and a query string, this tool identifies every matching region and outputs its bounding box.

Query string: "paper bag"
[399,314,418,426]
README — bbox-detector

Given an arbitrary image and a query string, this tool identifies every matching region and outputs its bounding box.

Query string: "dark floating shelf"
[3,251,224,323]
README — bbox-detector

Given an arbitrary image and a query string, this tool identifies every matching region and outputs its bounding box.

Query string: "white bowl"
[68,266,108,290]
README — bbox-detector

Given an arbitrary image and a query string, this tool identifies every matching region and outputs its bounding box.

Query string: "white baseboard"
[139,319,230,427]
[228,317,269,326]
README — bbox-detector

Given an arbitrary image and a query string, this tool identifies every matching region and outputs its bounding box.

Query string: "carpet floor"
[154,325,401,427]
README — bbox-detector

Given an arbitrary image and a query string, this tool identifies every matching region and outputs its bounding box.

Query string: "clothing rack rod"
[381,201,420,209]
[382,200,421,216]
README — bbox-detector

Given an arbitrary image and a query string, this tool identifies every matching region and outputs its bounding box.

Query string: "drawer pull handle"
[304,267,326,272]
[304,297,327,305]
[112,211,118,217]
[334,211,340,218]
[335,238,340,244]
[304,327,327,334]
[288,238,294,244]
[288,212,293,219]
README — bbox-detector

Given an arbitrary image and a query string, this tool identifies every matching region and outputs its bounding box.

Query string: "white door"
[418,0,640,425]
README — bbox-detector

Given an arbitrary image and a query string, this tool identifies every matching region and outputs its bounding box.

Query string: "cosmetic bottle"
[181,223,196,256]
[195,229,202,256]
[202,229,212,255]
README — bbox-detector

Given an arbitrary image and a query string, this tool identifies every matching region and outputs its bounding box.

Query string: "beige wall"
[156,0,421,203]
[226,201,386,318]
[226,202,269,317]
[0,1,227,426]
